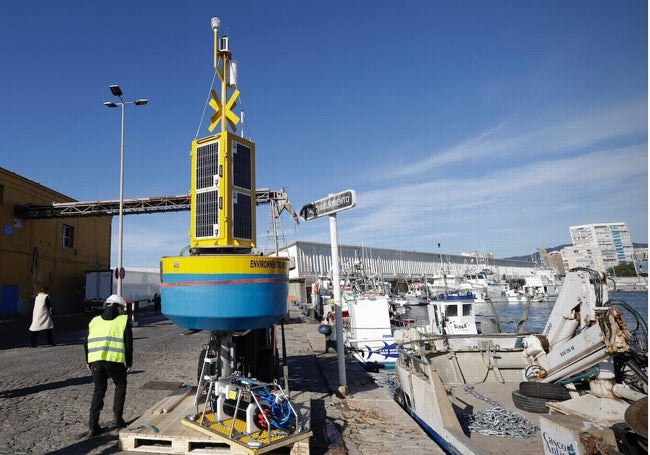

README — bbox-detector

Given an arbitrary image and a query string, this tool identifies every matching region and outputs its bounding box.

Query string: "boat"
[522,274,550,302]
[506,271,563,304]
[464,271,494,303]
[393,268,648,455]
[429,287,475,303]
[344,294,399,368]
[427,274,475,300]
[401,278,430,306]
[403,275,476,306]
[337,257,391,317]
[505,278,528,303]
[419,297,478,336]
[528,267,563,300]
[345,286,482,369]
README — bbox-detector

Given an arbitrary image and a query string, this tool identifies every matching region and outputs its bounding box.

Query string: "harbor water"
[476,290,648,333]
[401,291,647,334]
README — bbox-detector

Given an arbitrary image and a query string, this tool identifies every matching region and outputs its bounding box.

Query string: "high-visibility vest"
[87,315,128,363]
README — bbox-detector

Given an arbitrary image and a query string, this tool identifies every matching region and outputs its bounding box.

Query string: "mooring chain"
[460,386,538,438]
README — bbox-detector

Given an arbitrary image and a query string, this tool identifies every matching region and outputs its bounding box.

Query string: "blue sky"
[1,0,647,268]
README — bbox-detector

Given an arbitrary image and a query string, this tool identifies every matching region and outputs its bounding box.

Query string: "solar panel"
[232,141,252,190]
[194,140,221,239]
[232,191,252,240]
[195,190,219,238]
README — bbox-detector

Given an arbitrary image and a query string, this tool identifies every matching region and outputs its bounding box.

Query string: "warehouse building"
[277,241,537,304]
[0,167,111,315]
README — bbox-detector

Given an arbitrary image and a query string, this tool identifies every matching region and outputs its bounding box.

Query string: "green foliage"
[606,262,638,277]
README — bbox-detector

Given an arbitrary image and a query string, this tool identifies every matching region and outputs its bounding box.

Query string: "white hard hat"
[105,294,126,308]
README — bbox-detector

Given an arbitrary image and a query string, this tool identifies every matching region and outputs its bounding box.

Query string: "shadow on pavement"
[0,311,172,350]
[0,374,93,398]
[47,431,121,455]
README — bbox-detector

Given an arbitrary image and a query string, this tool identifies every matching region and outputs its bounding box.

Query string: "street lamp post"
[104,85,148,297]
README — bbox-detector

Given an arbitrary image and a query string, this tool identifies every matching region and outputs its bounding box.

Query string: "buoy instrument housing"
[160,17,290,332]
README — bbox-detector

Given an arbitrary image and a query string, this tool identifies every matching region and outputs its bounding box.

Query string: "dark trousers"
[89,361,127,429]
[30,329,54,347]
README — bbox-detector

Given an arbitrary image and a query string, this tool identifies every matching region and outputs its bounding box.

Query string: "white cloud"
[389,101,647,179]
[336,137,647,256]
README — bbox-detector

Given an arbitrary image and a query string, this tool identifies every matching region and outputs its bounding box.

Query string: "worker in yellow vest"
[84,294,133,437]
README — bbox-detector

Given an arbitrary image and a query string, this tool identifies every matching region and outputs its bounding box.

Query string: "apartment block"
[562,223,634,272]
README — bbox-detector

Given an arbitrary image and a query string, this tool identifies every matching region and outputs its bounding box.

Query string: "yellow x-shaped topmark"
[209,89,241,132]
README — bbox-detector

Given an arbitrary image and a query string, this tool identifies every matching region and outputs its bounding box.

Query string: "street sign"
[300,189,356,221]
[299,189,357,393]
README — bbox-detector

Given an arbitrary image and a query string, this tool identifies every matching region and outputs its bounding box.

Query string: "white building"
[562,223,635,272]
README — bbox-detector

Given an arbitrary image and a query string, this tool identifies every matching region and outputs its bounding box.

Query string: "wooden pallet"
[119,388,311,455]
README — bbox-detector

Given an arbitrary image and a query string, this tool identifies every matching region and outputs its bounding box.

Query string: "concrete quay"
[0,306,443,455]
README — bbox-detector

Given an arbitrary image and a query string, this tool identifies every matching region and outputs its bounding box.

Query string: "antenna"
[241,110,245,137]
[211,17,220,69]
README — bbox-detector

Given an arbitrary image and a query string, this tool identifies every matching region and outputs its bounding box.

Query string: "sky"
[1,0,647,268]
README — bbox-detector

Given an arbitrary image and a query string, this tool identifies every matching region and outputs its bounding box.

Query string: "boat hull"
[395,337,542,455]
[347,338,398,368]
[345,295,397,368]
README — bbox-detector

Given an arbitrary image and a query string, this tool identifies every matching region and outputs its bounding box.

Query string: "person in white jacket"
[29,286,55,347]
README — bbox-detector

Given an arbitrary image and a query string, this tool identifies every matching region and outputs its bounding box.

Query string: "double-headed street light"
[104,85,148,297]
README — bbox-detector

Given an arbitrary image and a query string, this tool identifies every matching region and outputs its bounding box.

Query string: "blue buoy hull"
[160,256,289,331]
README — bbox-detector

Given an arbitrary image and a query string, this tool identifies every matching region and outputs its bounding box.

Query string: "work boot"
[113,418,127,428]
[87,425,101,437]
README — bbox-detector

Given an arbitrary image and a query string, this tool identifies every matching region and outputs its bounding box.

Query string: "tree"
[606,262,638,277]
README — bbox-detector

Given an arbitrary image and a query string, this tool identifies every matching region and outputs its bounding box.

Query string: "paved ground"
[0,305,442,455]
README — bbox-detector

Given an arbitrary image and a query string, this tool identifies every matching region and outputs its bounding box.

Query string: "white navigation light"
[211,17,220,31]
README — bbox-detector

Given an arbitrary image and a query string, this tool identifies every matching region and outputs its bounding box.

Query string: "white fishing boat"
[506,287,528,303]
[528,267,563,299]
[506,271,562,303]
[394,268,648,455]
[344,294,399,368]
[401,279,429,306]
[506,278,529,303]
[464,271,493,303]
[522,274,550,302]
[418,297,479,336]
[427,274,475,299]
[345,289,482,369]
